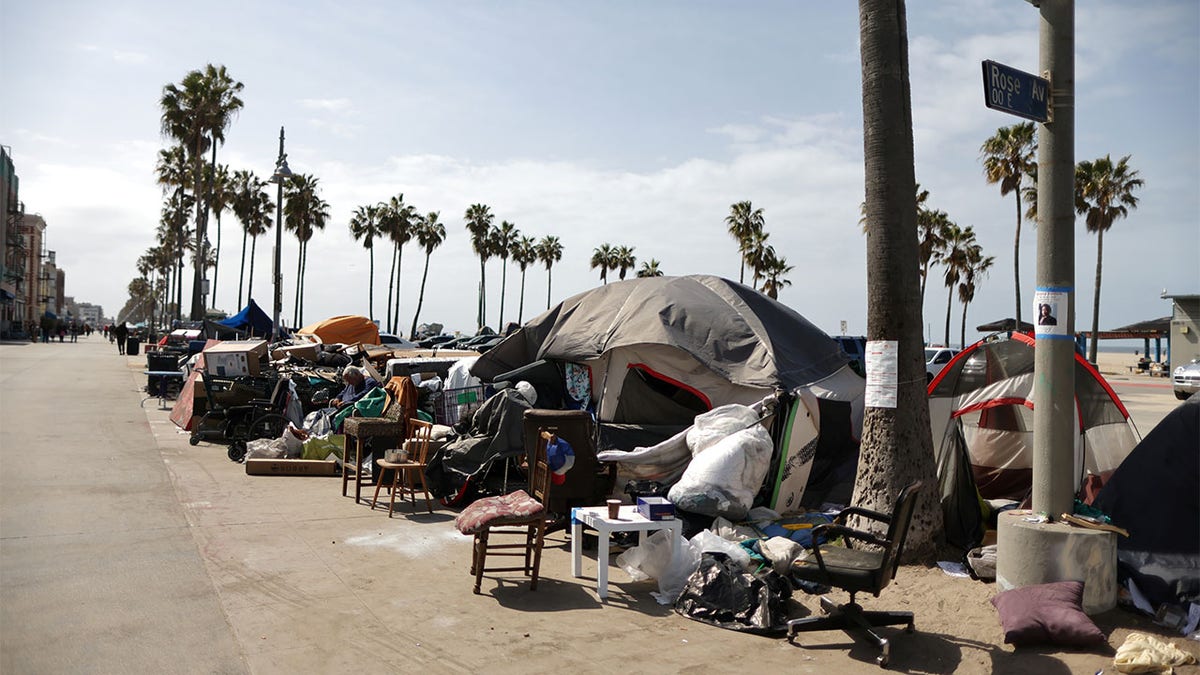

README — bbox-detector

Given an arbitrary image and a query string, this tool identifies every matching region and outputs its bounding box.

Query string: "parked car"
[925,347,959,382]
[378,333,419,350]
[1173,358,1200,400]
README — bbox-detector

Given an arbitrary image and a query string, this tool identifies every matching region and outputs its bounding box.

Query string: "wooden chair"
[785,481,923,668]
[372,419,434,516]
[341,377,414,503]
[465,430,554,594]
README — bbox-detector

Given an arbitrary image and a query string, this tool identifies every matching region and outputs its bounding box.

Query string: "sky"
[2,0,1197,345]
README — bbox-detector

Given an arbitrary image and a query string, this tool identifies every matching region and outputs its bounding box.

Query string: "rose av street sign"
[982,59,1050,123]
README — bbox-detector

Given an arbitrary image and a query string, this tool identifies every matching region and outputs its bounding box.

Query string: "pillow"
[991,580,1106,647]
[454,490,544,535]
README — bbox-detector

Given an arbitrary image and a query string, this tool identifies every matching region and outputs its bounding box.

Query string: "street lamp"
[270,126,293,340]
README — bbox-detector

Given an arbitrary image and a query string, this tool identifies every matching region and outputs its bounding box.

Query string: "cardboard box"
[245,458,338,476]
[637,496,675,521]
[270,344,319,363]
[203,340,267,376]
[206,352,250,377]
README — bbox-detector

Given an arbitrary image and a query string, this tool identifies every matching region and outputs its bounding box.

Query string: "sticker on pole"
[1033,290,1068,338]
[864,340,898,409]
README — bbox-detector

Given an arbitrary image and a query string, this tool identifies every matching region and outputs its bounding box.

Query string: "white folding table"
[571,505,682,600]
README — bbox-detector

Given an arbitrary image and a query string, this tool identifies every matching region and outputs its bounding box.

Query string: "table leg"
[571,516,583,578]
[597,525,611,600]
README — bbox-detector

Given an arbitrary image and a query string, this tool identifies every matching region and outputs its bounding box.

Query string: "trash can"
[126,337,140,356]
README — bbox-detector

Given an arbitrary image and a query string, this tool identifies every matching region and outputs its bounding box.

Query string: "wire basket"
[435,386,486,426]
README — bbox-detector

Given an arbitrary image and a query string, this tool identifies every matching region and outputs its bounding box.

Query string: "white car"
[378,333,419,350]
[1173,358,1200,400]
[925,347,959,382]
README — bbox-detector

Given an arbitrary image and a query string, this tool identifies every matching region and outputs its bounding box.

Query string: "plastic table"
[571,505,682,600]
[141,370,185,409]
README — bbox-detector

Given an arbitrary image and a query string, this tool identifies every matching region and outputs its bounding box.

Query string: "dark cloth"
[424,389,533,498]
[334,377,379,406]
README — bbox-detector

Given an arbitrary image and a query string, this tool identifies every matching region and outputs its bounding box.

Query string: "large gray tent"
[473,275,865,511]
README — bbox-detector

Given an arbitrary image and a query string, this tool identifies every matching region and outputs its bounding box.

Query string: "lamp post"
[270,126,293,340]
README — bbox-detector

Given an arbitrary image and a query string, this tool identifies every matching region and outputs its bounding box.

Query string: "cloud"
[75,43,148,64]
[299,98,353,113]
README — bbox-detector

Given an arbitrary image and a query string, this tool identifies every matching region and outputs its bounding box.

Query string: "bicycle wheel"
[246,413,289,442]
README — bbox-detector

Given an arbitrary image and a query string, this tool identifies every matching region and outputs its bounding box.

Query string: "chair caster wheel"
[786,634,795,644]
[906,623,915,633]
[876,654,889,668]
[189,436,200,446]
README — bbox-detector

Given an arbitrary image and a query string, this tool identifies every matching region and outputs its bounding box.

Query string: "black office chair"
[786,481,923,668]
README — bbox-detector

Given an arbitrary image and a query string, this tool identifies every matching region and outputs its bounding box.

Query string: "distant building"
[1,145,23,337]
[1165,293,1199,367]
[75,302,104,327]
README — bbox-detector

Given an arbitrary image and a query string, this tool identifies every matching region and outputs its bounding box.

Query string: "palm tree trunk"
[478,259,487,330]
[393,247,404,335]
[518,268,527,323]
[294,239,304,327]
[944,284,953,346]
[248,236,257,300]
[1088,228,1104,364]
[212,211,222,310]
[960,300,969,350]
[498,259,508,329]
[919,264,928,302]
[368,247,375,321]
[298,241,307,327]
[411,251,432,340]
[237,228,248,308]
[546,266,553,309]
[739,257,745,285]
[386,244,397,333]
[190,145,206,321]
[1013,190,1023,327]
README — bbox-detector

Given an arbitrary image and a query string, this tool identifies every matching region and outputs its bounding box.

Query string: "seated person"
[330,366,379,409]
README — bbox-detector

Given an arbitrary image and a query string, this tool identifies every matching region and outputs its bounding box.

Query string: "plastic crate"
[436,386,486,426]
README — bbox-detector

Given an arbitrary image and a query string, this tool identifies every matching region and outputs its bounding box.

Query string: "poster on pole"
[864,340,898,409]
[1033,289,1068,337]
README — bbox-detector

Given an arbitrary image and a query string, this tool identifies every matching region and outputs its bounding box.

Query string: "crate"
[435,386,486,426]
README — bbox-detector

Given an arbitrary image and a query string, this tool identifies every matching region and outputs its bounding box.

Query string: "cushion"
[991,580,1106,647]
[454,490,544,535]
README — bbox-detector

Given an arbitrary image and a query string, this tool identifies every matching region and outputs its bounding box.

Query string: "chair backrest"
[880,481,924,583]
[408,418,434,464]
[268,377,291,410]
[529,430,555,507]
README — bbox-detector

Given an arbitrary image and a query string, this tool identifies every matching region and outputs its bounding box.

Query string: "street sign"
[982,59,1050,123]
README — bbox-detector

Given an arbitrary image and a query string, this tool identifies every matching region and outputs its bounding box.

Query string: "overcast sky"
[2,1,1196,344]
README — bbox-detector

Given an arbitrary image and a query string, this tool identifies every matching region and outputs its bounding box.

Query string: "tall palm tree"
[512,235,537,324]
[636,259,663,278]
[744,229,772,289]
[980,122,1036,328]
[349,204,383,320]
[410,212,447,339]
[614,245,637,281]
[155,145,191,321]
[464,203,495,329]
[958,249,995,349]
[230,170,272,307]
[1076,154,1144,364]
[283,174,329,327]
[493,221,519,328]
[537,235,563,309]
[590,243,615,285]
[759,248,794,300]
[938,223,977,346]
[918,208,951,302]
[725,201,764,284]
[379,194,416,334]
[160,64,244,320]
[207,163,231,310]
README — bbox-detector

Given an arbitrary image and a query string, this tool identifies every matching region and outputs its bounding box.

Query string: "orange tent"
[296,315,380,345]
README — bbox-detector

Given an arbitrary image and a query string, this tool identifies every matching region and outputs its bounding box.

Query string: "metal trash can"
[126,337,140,356]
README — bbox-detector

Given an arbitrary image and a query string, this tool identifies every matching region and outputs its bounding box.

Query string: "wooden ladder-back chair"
[786,481,923,668]
[372,418,434,516]
[456,430,554,595]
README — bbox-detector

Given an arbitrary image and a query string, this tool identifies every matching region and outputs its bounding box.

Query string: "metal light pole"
[270,126,293,341]
[1031,0,1075,518]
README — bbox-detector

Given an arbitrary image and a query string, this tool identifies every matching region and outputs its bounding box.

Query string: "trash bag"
[686,404,761,456]
[615,530,700,605]
[673,552,793,636]
[668,425,773,520]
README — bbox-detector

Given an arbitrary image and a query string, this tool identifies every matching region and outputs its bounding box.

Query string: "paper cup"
[607,499,621,519]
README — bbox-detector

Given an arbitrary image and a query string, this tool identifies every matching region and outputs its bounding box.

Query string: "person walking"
[112,322,128,355]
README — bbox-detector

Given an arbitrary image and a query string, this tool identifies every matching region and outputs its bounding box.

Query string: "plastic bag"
[690,529,752,569]
[614,530,701,605]
[673,551,794,636]
[667,425,773,520]
[686,404,760,456]
[301,434,345,461]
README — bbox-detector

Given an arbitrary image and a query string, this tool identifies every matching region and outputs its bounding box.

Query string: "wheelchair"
[189,372,293,462]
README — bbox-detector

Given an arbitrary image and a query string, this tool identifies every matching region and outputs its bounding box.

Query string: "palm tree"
[980,122,1036,328]
[349,204,384,320]
[512,235,537,324]
[590,243,615,285]
[725,201,764,284]
[410,212,447,339]
[154,145,191,321]
[493,221,519,328]
[283,174,329,327]
[160,64,244,320]
[379,194,416,333]
[759,249,794,300]
[537,235,563,309]
[230,170,272,307]
[938,223,977,346]
[1076,154,1144,364]
[637,259,663,278]
[207,163,231,310]
[744,229,772,289]
[614,245,637,280]
[918,208,952,302]
[464,203,495,329]
[958,248,995,349]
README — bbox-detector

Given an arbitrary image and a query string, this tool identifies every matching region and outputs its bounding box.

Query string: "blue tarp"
[218,299,273,337]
